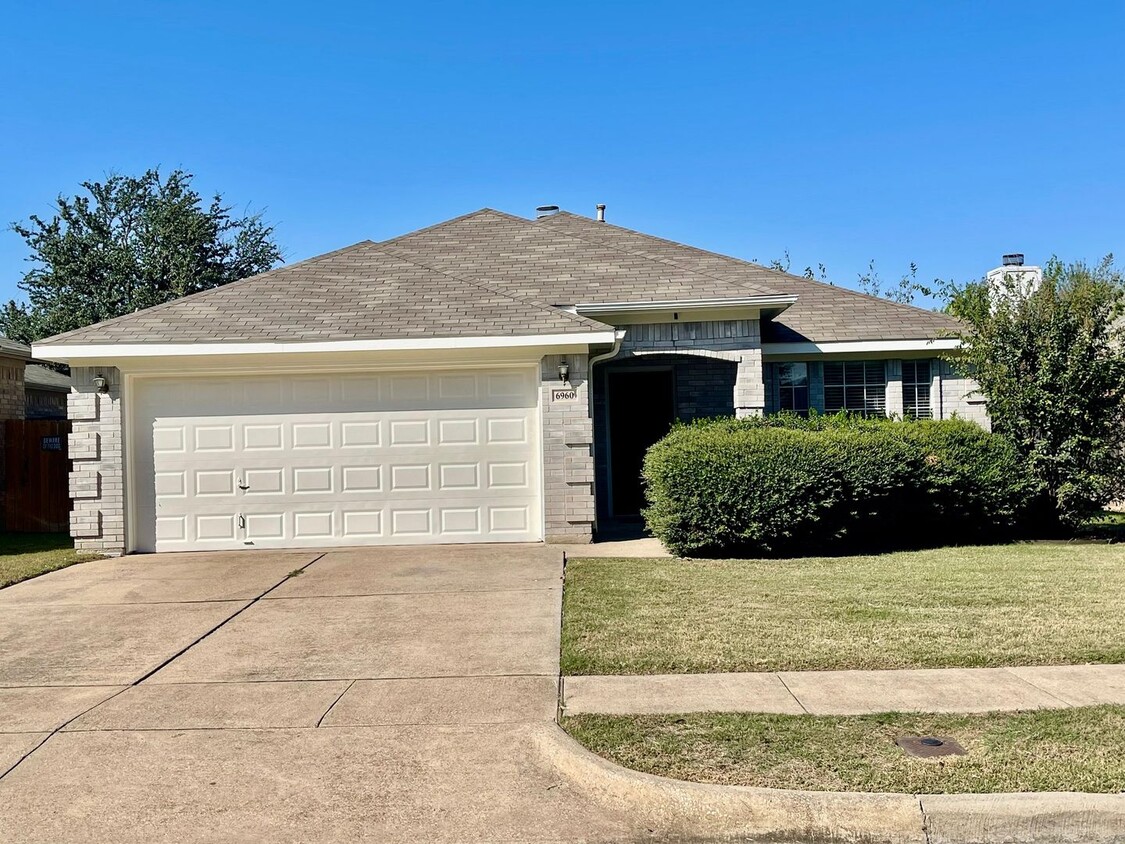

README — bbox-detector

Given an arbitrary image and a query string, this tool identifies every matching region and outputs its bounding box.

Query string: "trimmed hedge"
[642,414,1035,557]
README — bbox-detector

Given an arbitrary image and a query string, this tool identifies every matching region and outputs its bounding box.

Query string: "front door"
[607,368,676,517]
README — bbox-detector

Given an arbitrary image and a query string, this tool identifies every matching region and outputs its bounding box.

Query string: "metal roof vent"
[596,203,606,222]
[536,205,560,219]
[1002,253,1025,267]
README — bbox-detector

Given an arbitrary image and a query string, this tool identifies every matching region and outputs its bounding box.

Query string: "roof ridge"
[372,240,612,333]
[503,210,788,299]
[39,240,379,344]
[547,211,954,322]
[375,207,506,248]
[380,206,789,300]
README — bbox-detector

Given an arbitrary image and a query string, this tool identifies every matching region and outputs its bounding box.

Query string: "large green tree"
[947,256,1125,525]
[1,169,283,343]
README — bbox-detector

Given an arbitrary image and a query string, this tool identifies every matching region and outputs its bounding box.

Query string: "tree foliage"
[947,256,1125,525]
[1,169,282,343]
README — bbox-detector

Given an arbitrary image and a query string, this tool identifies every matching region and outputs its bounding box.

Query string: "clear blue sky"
[2,1,1122,305]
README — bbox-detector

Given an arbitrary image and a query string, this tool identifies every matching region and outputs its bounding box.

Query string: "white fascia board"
[575,295,798,314]
[32,331,620,362]
[762,338,962,356]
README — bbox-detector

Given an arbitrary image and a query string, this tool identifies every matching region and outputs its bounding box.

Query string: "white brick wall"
[734,349,765,418]
[67,367,126,555]
[936,360,991,430]
[541,354,594,542]
[885,359,905,418]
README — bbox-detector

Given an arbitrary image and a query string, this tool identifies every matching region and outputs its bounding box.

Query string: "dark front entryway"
[607,369,676,517]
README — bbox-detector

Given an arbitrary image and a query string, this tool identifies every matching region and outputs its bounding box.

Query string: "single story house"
[0,339,72,420]
[33,208,987,555]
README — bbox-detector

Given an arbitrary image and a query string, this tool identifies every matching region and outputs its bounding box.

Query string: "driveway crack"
[130,553,327,687]
[315,680,357,727]
[0,554,328,783]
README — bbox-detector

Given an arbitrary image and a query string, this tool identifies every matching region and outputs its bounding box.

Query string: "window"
[823,361,886,416]
[777,362,809,414]
[902,359,933,420]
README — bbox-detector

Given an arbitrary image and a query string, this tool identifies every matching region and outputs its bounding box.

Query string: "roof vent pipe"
[536,205,560,219]
[596,204,606,223]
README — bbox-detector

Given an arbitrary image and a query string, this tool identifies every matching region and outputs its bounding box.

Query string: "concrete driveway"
[0,545,640,843]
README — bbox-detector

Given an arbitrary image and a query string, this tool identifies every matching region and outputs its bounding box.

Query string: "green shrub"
[642,416,1033,557]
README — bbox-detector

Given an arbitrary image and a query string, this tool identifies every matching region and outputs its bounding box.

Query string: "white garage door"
[131,368,542,552]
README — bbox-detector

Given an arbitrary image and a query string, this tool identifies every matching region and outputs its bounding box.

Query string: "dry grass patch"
[561,544,1125,674]
[0,533,102,588]
[564,707,1125,793]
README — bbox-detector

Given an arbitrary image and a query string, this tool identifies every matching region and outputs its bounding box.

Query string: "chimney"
[595,203,606,223]
[987,253,1042,303]
[535,205,560,219]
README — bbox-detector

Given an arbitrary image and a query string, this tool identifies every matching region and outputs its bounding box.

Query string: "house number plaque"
[551,388,578,402]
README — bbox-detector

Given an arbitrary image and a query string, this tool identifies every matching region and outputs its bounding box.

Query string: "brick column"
[733,348,766,418]
[540,354,594,543]
[885,359,904,419]
[68,367,126,555]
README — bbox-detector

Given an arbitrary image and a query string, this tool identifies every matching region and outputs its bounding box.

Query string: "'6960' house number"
[551,387,578,402]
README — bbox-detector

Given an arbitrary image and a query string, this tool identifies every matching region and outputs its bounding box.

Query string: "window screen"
[823,361,886,416]
[902,360,933,420]
[777,362,809,415]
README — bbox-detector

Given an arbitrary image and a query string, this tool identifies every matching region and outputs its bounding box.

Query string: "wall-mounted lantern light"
[92,374,108,393]
[557,361,570,384]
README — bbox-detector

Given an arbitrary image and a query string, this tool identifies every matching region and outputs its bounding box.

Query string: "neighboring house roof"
[0,337,31,359]
[35,207,957,348]
[534,211,959,343]
[24,364,72,392]
[38,241,612,345]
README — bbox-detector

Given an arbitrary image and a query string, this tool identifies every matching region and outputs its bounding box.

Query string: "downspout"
[587,328,626,418]
[586,330,626,537]
[589,329,627,371]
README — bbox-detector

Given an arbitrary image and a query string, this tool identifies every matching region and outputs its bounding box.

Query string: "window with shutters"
[777,362,809,415]
[902,359,933,420]
[823,361,886,416]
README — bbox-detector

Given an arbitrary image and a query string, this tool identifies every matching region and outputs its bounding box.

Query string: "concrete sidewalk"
[562,663,1125,716]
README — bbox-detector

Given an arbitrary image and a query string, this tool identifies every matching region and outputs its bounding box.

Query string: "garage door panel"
[135,368,542,551]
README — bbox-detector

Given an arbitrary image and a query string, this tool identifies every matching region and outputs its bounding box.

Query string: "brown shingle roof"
[40,241,612,345]
[378,209,787,304]
[536,211,959,343]
[40,207,958,347]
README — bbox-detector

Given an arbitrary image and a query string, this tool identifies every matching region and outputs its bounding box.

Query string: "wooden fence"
[3,419,71,533]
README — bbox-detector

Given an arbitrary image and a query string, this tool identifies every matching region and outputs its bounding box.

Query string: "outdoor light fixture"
[92,374,108,394]
[557,361,570,384]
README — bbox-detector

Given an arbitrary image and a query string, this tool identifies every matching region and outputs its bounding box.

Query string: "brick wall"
[885,359,904,418]
[68,367,126,555]
[936,360,990,429]
[0,354,27,531]
[540,354,594,543]
[0,356,25,419]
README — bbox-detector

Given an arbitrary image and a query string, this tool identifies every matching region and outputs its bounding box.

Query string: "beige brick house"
[33,208,986,555]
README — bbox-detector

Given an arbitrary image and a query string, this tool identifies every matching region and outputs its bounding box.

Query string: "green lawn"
[563,706,1125,793]
[561,544,1125,674]
[0,533,102,588]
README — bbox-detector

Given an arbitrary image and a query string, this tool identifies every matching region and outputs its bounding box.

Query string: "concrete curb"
[921,793,1125,844]
[534,725,1125,843]
[534,725,926,843]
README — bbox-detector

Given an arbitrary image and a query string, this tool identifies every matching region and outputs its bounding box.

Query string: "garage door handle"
[237,479,250,491]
